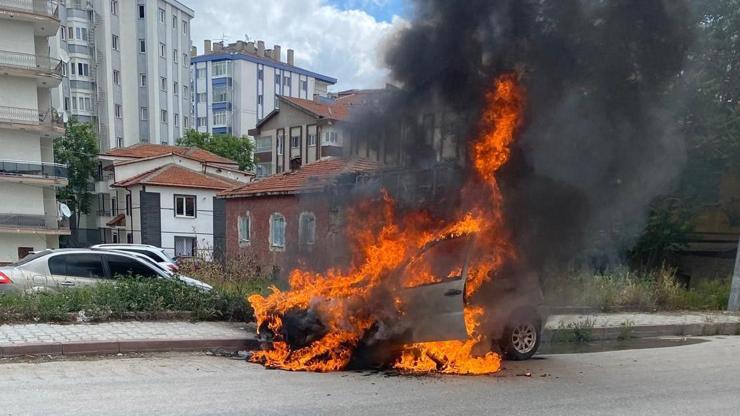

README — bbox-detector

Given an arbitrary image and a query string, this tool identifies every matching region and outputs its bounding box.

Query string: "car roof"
[92,244,163,250]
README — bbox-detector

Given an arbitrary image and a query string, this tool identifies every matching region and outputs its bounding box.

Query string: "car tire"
[500,312,541,361]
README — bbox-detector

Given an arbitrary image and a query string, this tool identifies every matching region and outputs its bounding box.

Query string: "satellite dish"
[59,203,72,218]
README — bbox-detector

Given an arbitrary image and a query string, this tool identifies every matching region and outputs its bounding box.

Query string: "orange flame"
[248,74,525,374]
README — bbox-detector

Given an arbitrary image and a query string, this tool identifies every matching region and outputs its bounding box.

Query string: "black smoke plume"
[366,0,694,272]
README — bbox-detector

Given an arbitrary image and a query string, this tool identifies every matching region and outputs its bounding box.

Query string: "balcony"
[0,0,60,36]
[0,213,70,235]
[0,105,65,137]
[0,49,63,86]
[0,159,67,186]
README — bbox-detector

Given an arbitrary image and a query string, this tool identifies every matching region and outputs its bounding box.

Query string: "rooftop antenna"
[244,34,251,42]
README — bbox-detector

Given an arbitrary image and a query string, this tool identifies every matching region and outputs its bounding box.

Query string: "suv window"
[48,253,105,278]
[105,254,161,278]
[126,249,165,262]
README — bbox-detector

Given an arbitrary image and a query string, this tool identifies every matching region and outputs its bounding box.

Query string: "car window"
[48,253,105,278]
[133,249,166,262]
[12,250,51,266]
[402,237,470,288]
[104,254,162,278]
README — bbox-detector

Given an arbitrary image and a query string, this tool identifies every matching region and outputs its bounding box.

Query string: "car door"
[47,253,107,289]
[103,253,165,279]
[396,236,473,343]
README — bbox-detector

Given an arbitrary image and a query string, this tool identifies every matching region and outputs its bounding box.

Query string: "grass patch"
[554,318,596,343]
[544,267,731,311]
[617,320,635,341]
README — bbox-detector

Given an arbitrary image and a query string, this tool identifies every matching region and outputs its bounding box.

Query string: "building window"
[307,126,317,146]
[213,86,230,102]
[64,97,69,111]
[257,95,263,105]
[183,53,188,67]
[275,73,280,85]
[196,92,206,102]
[183,85,189,97]
[258,67,264,80]
[324,131,338,145]
[183,116,189,128]
[111,0,118,15]
[116,137,123,148]
[301,80,308,91]
[138,4,144,18]
[112,34,119,50]
[238,213,251,243]
[81,27,88,41]
[174,113,179,127]
[139,39,146,53]
[161,109,168,124]
[159,42,166,58]
[290,129,300,148]
[173,81,179,95]
[174,236,196,257]
[139,73,147,87]
[212,61,229,77]
[160,77,167,91]
[159,8,165,23]
[277,130,284,155]
[114,104,122,118]
[299,212,316,245]
[213,111,227,126]
[125,194,131,215]
[196,116,207,127]
[183,21,188,34]
[255,136,272,153]
[113,69,120,85]
[174,195,196,218]
[140,106,148,120]
[269,213,286,249]
[68,26,74,39]
[173,49,178,63]
[172,15,177,29]
[60,25,66,40]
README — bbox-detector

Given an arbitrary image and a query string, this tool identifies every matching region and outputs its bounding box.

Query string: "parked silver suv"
[90,244,179,272]
[0,249,210,294]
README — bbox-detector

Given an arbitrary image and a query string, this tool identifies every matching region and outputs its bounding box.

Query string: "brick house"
[217,157,379,277]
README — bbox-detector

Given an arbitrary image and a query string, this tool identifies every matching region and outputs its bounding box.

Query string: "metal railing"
[0,214,69,231]
[0,49,63,76]
[0,105,64,128]
[0,159,67,179]
[0,0,59,18]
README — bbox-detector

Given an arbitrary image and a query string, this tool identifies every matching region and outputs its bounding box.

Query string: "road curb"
[0,337,261,358]
[542,322,740,343]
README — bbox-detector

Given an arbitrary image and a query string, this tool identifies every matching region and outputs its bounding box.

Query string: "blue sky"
[328,0,409,22]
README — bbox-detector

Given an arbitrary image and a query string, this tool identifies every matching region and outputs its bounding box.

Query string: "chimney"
[257,40,265,57]
[265,49,272,60]
[213,41,224,53]
[204,40,212,54]
[273,44,281,62]
[191,46,197,57]
[287,49,294,66]
[236,40,247,53]
[246,41,256,54]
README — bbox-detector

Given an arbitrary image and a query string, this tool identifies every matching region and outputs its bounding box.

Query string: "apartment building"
[0,0,68,263]
[190,39,336,141]
[51,0,194,151]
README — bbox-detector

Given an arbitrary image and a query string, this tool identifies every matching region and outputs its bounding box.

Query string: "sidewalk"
[0,321,259,357]
[1,312,739,358]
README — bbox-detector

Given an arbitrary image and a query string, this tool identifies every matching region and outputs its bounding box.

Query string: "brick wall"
[224,193,347,279]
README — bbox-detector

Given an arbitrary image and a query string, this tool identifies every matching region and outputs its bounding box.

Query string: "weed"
[554,317,596,343]
[617,320,635,341]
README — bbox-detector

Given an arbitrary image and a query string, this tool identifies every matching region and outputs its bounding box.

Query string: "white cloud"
[188,0,407,91]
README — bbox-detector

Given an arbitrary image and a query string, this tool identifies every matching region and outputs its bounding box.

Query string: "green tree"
[54,119,98,227]
[177,130,254,171]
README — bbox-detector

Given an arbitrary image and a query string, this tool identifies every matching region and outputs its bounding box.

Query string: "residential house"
[0,0,68,263]
[217,157,379,277]
[50,0,194,150]
[249,95,352,177]
[87,143,252,257]
[190,39,336,138]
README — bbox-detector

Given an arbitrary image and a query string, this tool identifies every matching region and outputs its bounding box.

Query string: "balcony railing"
[0,159,67,179]
[0,0,59,19]
[0,214,69,232]
[0,49,63,76]
[0,105,65,129]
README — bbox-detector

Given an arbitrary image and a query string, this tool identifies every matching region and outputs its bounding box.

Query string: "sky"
[187,0,411,91]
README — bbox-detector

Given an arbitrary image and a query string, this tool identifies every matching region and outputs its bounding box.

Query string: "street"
[1,336,738,416]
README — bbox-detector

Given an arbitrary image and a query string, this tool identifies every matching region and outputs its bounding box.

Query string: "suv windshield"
[11,250,52,266]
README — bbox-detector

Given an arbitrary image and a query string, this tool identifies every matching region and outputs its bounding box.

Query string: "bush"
[544,266,731,311]
[0,277,256,324]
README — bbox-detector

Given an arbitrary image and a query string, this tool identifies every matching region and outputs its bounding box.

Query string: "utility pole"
[729,237,740,311]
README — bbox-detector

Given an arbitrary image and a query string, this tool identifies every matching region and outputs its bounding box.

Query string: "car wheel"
[501,315,541,361]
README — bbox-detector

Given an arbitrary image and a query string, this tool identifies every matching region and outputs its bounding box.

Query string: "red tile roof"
[219,157,381,198]
[113,164,241,190]
[104,144,238,166]
[282,96,351,121]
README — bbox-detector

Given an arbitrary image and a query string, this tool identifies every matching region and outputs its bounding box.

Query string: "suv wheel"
[501,315,541,361]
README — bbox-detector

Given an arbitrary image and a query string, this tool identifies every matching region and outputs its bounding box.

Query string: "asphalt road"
[1,336,739,416]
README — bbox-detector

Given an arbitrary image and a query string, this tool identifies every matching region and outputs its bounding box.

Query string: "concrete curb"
[0,337,261,358]
[542,322,740,343]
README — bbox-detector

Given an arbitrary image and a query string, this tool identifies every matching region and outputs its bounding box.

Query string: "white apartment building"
[0,0,68,263]
[51,0,194,151]
[191,39,336,174]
